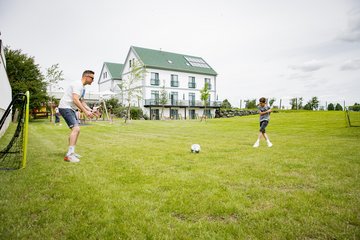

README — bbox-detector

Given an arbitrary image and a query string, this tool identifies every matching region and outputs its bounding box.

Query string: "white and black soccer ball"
[191,144,201,153]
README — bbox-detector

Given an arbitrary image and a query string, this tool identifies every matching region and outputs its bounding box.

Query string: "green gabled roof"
[104,62,124,79]
[132,46,217,76]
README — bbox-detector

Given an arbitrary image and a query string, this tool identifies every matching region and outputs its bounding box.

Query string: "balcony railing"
[150,79,160,86]
[144,99,222,107]
[188,82,196,88]
[171,81,179,87]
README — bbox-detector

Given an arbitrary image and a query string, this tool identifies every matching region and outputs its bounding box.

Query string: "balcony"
[144,99,222,107]
[171,81,179,87]
[188,82,196,88]
[150,79,160,86]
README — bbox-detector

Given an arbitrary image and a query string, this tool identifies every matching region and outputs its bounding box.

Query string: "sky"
[1,0,359,108]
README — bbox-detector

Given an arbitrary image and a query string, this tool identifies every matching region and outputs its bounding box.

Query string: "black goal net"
[0,93,29,170]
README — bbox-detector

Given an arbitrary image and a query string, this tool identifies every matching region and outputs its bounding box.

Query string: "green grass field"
[1,111,359,239]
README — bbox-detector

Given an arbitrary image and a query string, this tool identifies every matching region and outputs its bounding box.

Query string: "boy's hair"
[82,70,95,77]
[259,97,266,103]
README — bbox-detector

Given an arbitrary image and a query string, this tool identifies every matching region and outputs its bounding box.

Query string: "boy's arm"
[259,108,272,116]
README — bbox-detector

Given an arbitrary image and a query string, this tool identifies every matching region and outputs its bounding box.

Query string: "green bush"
[105,97,121,109]
[113,106,127,118]
[130,107,143,120]
[349,103,360,111]
[327,103,334,110]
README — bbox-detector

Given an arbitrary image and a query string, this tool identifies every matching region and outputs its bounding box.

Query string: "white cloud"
[338,8,360,42]
[340,59,360,70]
[289,60,328,72]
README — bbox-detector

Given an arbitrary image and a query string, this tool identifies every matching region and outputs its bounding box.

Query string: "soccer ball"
[191,144,201,153]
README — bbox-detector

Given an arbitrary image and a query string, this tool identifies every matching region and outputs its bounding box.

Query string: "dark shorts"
[259,120,269,133]
[59,108,79,128]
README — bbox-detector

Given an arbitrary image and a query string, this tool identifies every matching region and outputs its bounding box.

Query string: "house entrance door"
[151,109,160,120]
[189,109,196,119]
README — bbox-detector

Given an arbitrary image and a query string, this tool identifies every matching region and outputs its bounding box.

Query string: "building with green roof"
[99,46,221,120]
[98,62,124,92]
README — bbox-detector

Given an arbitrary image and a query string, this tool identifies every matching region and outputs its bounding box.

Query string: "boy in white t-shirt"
[58,70,95,162]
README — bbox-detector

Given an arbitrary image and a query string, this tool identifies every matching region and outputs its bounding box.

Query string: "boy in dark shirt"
[253,97,273,148]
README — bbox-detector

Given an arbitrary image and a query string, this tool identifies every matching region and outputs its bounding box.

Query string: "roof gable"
[104,62,124,79]
[131,46,217,76]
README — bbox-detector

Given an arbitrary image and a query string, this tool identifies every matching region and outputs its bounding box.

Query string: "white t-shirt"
[59,81,85,110]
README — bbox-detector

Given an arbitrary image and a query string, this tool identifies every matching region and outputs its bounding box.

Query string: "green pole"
[22,91,30,169]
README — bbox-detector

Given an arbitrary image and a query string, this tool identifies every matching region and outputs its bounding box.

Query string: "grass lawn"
[0,111,359,239]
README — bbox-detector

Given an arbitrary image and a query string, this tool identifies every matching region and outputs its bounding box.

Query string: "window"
[103,72,107,79]
[204,78,211,90]
[203,109,211,118]
[170,109,179,119]
[151,90,159,105]
[170,92,178,105]
[188,76,196,88]
[189,92,195,106]
[184,56,210,68]
[171,74,179,87]
[151,72,159,85]
[129,58,135,68]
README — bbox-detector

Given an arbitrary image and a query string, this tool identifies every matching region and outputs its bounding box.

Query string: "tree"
[310,96,319,110]
[5,47,48,111]
[298,97,304,109]
[200,82,210,121]
[303,97,319,110]
[221,99,232,109]
[335,103,343,111]
[119,59,146,123]
[159,81,168,120]
[290,97,304,110]
[45,64,64,122]
[303,102,312,110]
[290,98,297,110]
[245,99,256,109]
[327,103,334,111]
[268,98,276,107]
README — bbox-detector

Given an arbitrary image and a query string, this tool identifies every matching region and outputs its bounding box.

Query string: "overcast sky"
[1,0,359,107]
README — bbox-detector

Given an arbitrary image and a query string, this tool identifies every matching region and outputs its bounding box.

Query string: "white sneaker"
[253,141,260,148]
[267,141,273,147]
[64,154,80,163]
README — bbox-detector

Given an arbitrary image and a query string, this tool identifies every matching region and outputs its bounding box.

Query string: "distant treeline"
[221,98,359,111]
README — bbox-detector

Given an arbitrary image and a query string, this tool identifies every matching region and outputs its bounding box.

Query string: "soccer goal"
[0,91,30,170]
[345,107,360,127]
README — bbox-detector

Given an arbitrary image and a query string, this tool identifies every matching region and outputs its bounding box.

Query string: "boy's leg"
[260,121,272,147]
[263,133,272,147]
[254,121,272,147]
[253,132,262,147]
